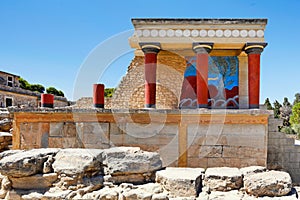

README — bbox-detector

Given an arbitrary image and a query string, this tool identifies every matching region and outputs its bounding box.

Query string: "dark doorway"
[5,98,12,107]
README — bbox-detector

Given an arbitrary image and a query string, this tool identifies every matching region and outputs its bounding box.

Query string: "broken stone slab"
[0,150,24,160]
[156,167,204,197]
[203,167,243,192]
[204,190,244,200]
[240,166,266,176]
[43,187,72,200]
[9,173,58,190]
[0,148,59,177]
[104,146,163,175]
[52,148,105,176]
[0,119,12,132]
[103,146,163,184]
[244,170,292,197]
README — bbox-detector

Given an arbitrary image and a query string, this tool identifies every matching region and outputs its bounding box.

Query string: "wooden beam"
[178,122,187,167]
[13,112,269,125]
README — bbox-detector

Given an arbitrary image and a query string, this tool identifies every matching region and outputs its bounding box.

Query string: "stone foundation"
[11,108,270,169]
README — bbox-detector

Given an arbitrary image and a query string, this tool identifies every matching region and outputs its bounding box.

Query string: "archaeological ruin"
[2,18,300,192]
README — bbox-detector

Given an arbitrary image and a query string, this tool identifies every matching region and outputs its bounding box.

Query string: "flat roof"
[0,70,20,78]
[132,18,268,25]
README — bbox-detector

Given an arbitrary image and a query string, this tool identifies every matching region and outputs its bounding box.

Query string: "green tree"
[46,87,64,97]
[57,90,65,97]
[293,93,300,105]
[264,98,273,110]
[290,102,300,135]
[273,100,282,119]
[19,77,31,90]
[30,84,45,93]
[283,97,291,107]
[104,88,115,98]
[290,102,300,125]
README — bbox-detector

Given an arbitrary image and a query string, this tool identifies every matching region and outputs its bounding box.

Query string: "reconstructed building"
[112,18,267,110]
[10,18,300,183]
[0,71,68,108]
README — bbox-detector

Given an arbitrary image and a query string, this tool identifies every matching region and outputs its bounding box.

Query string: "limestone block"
[207,190,244,200]
[10,173,57,189]
[155,167,204,197]
[240,166,266,177]
[52,149,105,176]
[104,147,162,175]
[203,167,243,192]
[0,148,59,177]
[222,146,265,158]
[244,171,292,197]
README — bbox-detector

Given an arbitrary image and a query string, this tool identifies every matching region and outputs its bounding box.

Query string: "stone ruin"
[0,147,298,200]
[0,18,300,199]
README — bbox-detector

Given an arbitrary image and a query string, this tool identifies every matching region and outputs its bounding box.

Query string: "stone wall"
[11,109,270,169]
[267,117,300,183]
[0,91,38,108]
[0,85,69,108]
[112,51,185,109]
[187,123,267,168]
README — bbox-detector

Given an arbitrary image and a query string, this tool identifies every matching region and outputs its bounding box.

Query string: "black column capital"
[244,42,268,54]
[139,42,161,54]
[193,42,214,54]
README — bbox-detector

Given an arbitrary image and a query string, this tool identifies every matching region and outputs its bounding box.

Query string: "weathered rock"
[0,173,11,199]
[21,191,44,200]
[0,118,12,132]
[0,148,59,177]
[152,193,169,200]
[203,167,243,192]
[156,167,204,197]
[207,190,244,200]
[9,173,58,189]
[82,186,121,200]
[52,148,105,176]
[43,187,72,200]
[104,147,162,174]
[0,149,24,160]
[240,166,266,176]
[43,155,54,174]
[0,132,12,150]
[104,147,163,184]
[244,170,292,197]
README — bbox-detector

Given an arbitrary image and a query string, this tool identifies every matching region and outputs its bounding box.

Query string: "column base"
[145,104,156,108]
[249,104,259,109]
[197,104,208,108]
[41,103,53,108]
[94,104,104,108]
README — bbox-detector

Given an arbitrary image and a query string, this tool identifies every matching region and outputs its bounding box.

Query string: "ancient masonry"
[5,18,300,185]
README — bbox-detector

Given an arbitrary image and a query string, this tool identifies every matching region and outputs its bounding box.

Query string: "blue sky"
[0,0,299,104]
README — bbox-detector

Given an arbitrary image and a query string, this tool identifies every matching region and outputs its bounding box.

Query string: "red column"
[140,43,161,108]
[245,43,267,109]
[193,43,213,108]
[93,84,105,108]
[41,94,54,108]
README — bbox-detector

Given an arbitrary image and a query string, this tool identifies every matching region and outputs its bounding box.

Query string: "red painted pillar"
[93,83,105,108]
[140,43,161,108]
[245,43,267,109]
[41,94,54,108]
[193,43,213,108]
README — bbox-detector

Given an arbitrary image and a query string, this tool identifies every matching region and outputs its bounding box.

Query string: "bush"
[104,88,115,98]
[46,87,64,97]
[280,126,295,134]
[292,124,300,135]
